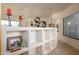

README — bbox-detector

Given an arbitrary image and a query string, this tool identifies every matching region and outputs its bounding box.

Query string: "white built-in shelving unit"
[1,27,57,55]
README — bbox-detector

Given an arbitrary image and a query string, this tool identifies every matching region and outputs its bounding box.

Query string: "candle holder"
[6,8,12,26]
[19,16,24,27]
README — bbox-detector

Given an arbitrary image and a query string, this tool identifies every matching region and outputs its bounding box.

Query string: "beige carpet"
[48,40,79,55]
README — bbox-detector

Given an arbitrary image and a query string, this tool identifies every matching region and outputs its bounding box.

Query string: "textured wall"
[1,4,51,27]
[1,3,71,27]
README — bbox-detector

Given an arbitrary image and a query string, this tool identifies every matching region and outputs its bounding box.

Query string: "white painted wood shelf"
[1,27,57,55]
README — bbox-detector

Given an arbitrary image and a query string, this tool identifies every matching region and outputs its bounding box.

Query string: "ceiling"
[2,3,72,18]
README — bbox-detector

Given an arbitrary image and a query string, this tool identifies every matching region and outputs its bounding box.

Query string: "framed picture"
[63,12,79,40]
[7,36,22,52]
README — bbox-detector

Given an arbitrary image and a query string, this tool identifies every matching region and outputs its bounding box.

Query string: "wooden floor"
[21,40,79,55]
[48,40,79,55]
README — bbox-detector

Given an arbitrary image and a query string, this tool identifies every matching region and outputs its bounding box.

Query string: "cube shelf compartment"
[44,30,50,40]
[50,40,57,50]
[1,27,57,55]
[36,31,42,44]
[21,31,29,47]
[50,29,57,40]
[35,45,42,55]
[44,42,51,54]
[20,51,29,55]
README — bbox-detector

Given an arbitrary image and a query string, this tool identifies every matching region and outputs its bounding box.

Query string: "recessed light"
[68,22,71,25]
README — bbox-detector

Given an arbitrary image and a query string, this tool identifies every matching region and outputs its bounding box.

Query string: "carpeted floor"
[48,40,79,55]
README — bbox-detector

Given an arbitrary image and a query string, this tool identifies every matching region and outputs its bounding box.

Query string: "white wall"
[51,4,79,49]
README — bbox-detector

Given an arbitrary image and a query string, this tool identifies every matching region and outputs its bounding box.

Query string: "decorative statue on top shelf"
[31,17,47,27]
[34,17,40,27]
[48,18,57,27]
[48,17,59,32]
[19,15,24,27]
[41,21,47,27]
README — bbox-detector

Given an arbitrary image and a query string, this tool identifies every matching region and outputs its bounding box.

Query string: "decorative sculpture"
[31,17,47,27]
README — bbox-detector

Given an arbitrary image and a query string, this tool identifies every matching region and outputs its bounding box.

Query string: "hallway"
[48,40,79,55]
